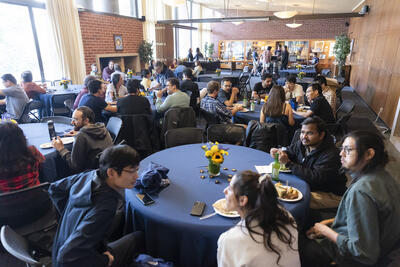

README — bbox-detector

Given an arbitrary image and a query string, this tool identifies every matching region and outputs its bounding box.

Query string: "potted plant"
[139,40,154,66]
[333,34,351,78]
[208,43,215,60]
[204,42,209,58]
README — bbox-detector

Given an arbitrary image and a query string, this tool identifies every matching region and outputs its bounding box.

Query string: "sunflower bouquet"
[297,71,306,80]
[127,69,133,79]
[202,142,229,175]
[60,80,70,89]
[215,69,222,77]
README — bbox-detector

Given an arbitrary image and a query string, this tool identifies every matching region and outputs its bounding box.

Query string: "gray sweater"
[155,91,190,113]
[59,123,113,172]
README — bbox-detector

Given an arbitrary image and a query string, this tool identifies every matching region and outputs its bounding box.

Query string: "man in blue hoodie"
[49,145,144,267]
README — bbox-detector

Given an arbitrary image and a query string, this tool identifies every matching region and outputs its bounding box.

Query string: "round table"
[19,123,73,182]
[125,144,310,267]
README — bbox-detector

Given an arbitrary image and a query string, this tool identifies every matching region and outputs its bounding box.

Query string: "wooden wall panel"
[349,0,400,127]
[155,24,174,64]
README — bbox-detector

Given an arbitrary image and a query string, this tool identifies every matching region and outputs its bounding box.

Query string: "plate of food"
[40,137,75,149]
[268,163,291,173]
[212,198,240,218]
[297,105,311,112]
[274,183,303,202]
[240,108,249,113]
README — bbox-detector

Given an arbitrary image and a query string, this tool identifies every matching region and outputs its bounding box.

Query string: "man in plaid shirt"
[200,81,242,123]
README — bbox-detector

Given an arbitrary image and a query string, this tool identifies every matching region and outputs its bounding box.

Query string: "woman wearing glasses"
[301,130,400,266]
[217,170,300,267]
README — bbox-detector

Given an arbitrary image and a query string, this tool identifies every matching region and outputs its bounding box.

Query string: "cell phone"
[190,201,205,216]
[136,193,155,206]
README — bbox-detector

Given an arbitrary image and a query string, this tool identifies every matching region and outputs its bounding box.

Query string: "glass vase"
[208,160,221,176]
[63,84,68,89]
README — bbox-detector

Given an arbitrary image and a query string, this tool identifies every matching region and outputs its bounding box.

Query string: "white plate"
[212,199,240,218]
[240,108,249,113]
[275,185,303,202]
[40,137,74,149]
[268,162,291,173]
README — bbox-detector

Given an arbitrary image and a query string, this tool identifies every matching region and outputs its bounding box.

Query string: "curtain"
[46,0,86,84]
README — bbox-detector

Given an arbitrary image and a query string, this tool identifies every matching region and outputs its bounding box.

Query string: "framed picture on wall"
[114,35,123,51]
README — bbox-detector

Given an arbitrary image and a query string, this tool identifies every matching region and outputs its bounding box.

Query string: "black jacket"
[245,120,288,152]
[49,170,122,267]
[286,133,347,195]
[180,79,200,113]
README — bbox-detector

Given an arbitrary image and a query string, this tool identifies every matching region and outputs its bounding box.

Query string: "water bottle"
[250,98,255,112]
[48,120,57,141]
[271,153,280,181]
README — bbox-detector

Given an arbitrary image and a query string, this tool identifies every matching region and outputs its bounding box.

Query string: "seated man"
[79,80,117,122]
[201,81,242,124]
[20,70,50,117]
[294,83,335,123]
[314,75,336,115]
[0,73,29,120]
[252,73,274,100]
[155,77,190,114]
[217,78,239,107]
[102,60,114,82]
[52,106,113,172]
[153,61,176,90]
[180,68,200,113]
[174,59,187,79]
[117,79,151,115]
[49,145,144,267]
[284,75,304,104]
[270,117,347,209]
[73,75,97,110]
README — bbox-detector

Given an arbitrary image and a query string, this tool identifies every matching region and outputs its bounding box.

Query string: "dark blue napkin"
[134,162,169,194]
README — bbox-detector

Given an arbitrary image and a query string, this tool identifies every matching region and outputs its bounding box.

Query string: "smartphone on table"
[136,193,155,206]
[190,201,205,216]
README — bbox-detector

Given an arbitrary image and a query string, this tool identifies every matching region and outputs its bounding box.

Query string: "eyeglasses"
[340,146,356,155]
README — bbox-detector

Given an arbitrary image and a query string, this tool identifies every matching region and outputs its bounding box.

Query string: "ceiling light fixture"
[232,21,244,25]
[286,19,302,28]
[232,5,243,26]
[274,10,298,19]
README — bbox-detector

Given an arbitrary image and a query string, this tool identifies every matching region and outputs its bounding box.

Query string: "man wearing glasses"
[217,78,239,107]
[155,77,190,114]
[270,116,346,210]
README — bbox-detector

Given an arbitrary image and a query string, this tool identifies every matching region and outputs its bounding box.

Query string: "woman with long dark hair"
[0,122,44,193]
[218,170,300,266]
[301,131,400,266]
[105,73,128,102]
[260,85,294,127]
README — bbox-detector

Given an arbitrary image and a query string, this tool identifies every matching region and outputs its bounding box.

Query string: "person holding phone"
[49,145,144,267]
[217,170,300,267]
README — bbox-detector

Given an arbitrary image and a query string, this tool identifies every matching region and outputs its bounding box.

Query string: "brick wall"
[211,18,349,45]
[79,11,143,74]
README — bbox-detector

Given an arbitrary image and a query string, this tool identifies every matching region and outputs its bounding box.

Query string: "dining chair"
[106,116,123,144]
[165,127,203,148]
[50,94,76,116]
[17,100,42,123]
[207,124,246,145]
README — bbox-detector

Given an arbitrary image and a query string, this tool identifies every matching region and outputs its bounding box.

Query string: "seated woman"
[260,85,295,128]
[192,60,203,78]
[105,73,128,103]
[0,122,44,193]
[218,170,300,267]
[301,131,400,267]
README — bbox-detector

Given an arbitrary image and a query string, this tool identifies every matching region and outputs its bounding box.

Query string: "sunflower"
[212,152,224,164]
[210,145,219,153]
[220,149,228,156]
[205,150,213,158]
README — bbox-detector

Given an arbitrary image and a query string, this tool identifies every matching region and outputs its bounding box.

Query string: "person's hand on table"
[52,136,64,151]
[103,251,114,267]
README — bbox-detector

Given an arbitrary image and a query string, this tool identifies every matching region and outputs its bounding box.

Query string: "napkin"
[255,165,272,174]
[134,162,170,195]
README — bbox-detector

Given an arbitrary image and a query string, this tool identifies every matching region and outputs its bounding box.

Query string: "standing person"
[106,73,128,103]
[187,48,194,61]
[284,75,304,104]
[193,48,204,61]
[260,85,294,127]
[117,79,151,115]
[0,122,44,193]
[252,73,274,99]
[49,145,144,267]
[252,48,259,75]
[52,106,113,172]
[275,44,282,56]
[262,46,272,74]
[281,45,289,70]
[102,60,115,82]
[301,131,400,267]
[217,170,300,267]
[155,78,189,114]
[0,73,29,120]
[218,78,239,107]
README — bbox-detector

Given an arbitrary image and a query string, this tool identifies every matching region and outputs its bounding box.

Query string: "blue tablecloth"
[125,144,310,267]
[19,123,73,182]
[279,68,317,77]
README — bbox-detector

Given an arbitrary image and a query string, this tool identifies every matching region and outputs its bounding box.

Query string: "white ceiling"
[192,0,363,14]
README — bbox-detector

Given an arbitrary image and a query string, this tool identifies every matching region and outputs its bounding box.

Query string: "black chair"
[291,128,301,146]
[164,127,203,148]
[245,120,288,152]
[51,94,76,116]
[0,183,57,237]
[321,69,332,78]
[327,100,355,138]
[64,98,74,116]
[207,124,246,145]
[199,108,219,130]
[162,107,196,136]
[1,225,52,267]
[197,76,214,83]
[17,100,42,123]
[106,116,123,144]
[336,84,345,104]
[238,72,251,96]
[41,116,72,124]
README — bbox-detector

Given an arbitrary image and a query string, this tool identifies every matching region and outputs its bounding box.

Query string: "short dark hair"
[75,106,95,123]
[222,77,231,84]
[21,71,33,83]
[343,130,389,173]
[309,82,323,95]
[87,79,102,94]
[167,78,180,89]
[1,74,17,85]
[314,75,327,86]
[261,73,273,81]
[97,145,140,180]
[267,46,272,50]
[84,75,97,87]
[207,81,220,94]
[287,75,297,84]
[301,116,326,134]
[126,79,140,94]
[112,73,121,86]
[114,63,121,72]
[155,61,163,68]
[183,68,194,80]
[141,69,150,78]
